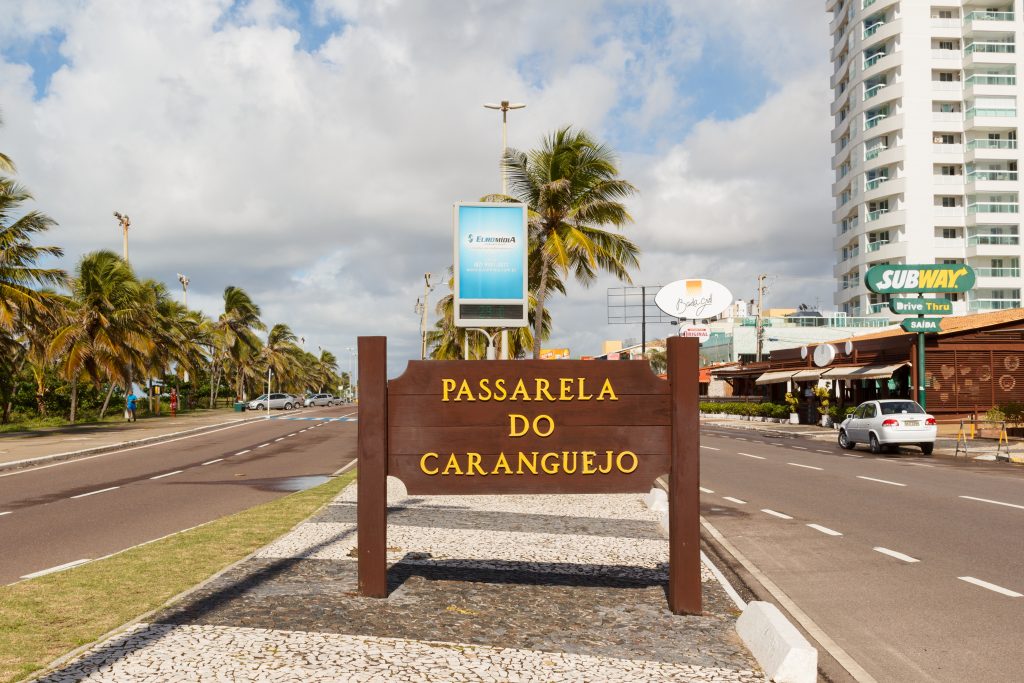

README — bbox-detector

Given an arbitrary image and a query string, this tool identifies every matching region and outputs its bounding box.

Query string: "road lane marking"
[21,559,91,580]
[274,438,285,442]
[287,433,297,437]
[735,437,747,441]
[959,495,1024,511]
[149,470,183,480]
[722,496,747,505]
[958,576,1023,598]
[699,487,714,494]
[841,453,864,458]
[856,475,906,487]
[762,509,793,520]
[70,486,120,499]
[769,442,784,446]
[202,458,223,466]
[788,462,823,470]
[700,446,720,451]
[874,547,919,563]
[738,452,766,460]
[0,511,11,517]
[792,446,808,450]
[257,443,270,448]
[807,523,842,536]
[906,462,935,468]
[816,449,832,454]
[235,450,250,455]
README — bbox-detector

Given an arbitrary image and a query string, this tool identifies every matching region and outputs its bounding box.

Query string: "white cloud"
[0,0,835,369]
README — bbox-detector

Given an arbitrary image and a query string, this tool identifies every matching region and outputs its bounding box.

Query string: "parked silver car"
[838,399,937,455]
[304,393,336,407]
[247,393,295,410]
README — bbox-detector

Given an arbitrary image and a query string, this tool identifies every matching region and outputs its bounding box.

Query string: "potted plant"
[785,392,800,424]
[812,386,832,427]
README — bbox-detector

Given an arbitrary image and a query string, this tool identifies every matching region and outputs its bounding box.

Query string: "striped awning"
[823,362,909,380]
[755,370,797,385]
[792,369,824,380]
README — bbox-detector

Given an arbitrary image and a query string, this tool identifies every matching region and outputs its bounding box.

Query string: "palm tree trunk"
[98,381,116,419]
[69,377,79,423]
[532,254,552,359]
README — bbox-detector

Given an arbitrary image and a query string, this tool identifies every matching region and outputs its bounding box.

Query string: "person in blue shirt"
[126,392,138,422]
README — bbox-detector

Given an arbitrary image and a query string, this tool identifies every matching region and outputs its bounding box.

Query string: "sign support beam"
[668,336,701,615]
[357,336,388,598]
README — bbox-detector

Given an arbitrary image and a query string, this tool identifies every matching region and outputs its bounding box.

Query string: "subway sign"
[889,297,953,315]
[866,264,975,294]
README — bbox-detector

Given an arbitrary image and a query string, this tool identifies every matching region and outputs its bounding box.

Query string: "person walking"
[126,391,138,422]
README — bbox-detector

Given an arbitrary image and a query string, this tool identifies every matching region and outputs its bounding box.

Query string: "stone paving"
[36,478,765,682]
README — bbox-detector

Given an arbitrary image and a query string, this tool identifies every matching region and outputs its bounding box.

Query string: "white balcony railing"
[964,10,1014,22]
[966,107,1017,118]
[864,21,885,39]
[965,74,1016,86]
[965,42,1016,55]
[865,113,888,129]
[866,239,890,252]
[967,170,1018,182]
[864,52,886,69]
[864,83,886,100]
[968,202,1020,214]
[974,267,1021,277]
[967,233,1020,246]
[970,298,1022,311]
[866,208,891,221]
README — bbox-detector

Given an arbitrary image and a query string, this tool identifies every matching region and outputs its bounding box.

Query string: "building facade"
[829,0,1022,316]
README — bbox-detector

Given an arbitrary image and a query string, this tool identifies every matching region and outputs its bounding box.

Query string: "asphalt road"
[700,425,1024,683]
[0,405,357,584]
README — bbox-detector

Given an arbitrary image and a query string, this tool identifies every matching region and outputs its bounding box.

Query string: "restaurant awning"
[792,369,824,380]
[755,370,797,385]
[822,362,909,380]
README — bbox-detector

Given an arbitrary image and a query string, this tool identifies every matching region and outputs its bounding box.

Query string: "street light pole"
[177,273,190,308]
[420,272,433,360]
[755,274,769,362]
[113,212,131,263]
[483,99,525,360]
[266,367,272,420]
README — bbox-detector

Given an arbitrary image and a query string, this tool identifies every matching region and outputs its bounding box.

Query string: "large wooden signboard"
[357,335,701,614]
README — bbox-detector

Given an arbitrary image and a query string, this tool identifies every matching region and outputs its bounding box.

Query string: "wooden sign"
[357,336,701,615]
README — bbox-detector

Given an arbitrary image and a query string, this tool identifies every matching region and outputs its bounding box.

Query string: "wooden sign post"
[357,335,701,614]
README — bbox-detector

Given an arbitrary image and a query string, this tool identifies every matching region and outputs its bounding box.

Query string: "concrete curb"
[0,415,266,474]
[737,602,817,683]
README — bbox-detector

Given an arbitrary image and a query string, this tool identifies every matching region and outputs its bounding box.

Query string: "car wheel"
[921,443,934,455]
[869,433,882,454]
[284,402,292,410]
[838,430,855,450]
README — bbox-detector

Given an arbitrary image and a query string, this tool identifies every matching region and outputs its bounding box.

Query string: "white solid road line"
[70,486,120,499]
[788,462,823,470]
[21,558,91,580]
[762,508,793,520]
[149,470,183,480]
[874,547,919,563]
[700,445,720,451]
[235,449,250,455]
[959,495,1024,511]
[699,487,714,494]
[958,576,1023,598]
[201,458,223,466]
[738,452,766,460]
[722,496,747,505]
[807,523,843,536]
[857,475,906,487]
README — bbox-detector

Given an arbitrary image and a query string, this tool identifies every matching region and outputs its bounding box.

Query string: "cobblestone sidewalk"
[37,479,765,682]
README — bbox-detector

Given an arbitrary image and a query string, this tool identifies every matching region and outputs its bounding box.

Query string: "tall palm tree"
[209,286,265,406]
[261,323,302,389]
[485,126,640,358]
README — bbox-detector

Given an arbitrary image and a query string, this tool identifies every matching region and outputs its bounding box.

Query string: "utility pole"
[114,212,131,263]
[755,274,769,362]
[420,272,433,360]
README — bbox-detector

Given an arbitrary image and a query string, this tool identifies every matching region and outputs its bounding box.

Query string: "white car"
[304,393,336,407]
[838,399,937,455]
[247,393,295,410]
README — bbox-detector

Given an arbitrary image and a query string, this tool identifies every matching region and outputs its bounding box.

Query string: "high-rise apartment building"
[828,0,1021,315]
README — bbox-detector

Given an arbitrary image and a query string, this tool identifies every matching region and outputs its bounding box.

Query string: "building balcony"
[970,298,1022,311]
[933,111,965,123]
[964,10,1015,26]
[863,83,887,100]
[965,74,1016,87]
[865,239,889,252]
[964,41,1016,55]
[965,107,1016,119]
[933,174,965,187]
[932,142,964,156]
[864,175,903,201]
[864,175,889,191]
[974,267,1021,278]
[966,233,1020,247]
[932,80,963,93]
[966,170,1017,182]
[861,51,899,82]
[968,202,1019,214]
[931,48,963,65]
[964,45,1016,68]
[861,208,904,231]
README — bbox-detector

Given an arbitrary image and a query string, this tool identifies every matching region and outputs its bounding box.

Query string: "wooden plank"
[388,425,671,456]
[357,336,388,598]
[668,336,701,615]
[388,394,671,427]
[388,359,669,396]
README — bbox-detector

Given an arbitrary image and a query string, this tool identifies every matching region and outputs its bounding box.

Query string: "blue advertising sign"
[454,203,528,327]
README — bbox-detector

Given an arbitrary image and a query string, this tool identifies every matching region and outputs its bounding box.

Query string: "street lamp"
[483,100,526,195]
[176,273,190,308]
[113,212,131,263]
[346,346,357,402]
[417,273,434,360]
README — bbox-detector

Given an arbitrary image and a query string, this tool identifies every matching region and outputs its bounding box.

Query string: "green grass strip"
[0,470,356,683]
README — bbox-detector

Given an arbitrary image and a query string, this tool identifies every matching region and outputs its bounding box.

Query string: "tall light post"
[113,212,131,263]
[346,346,357,402]
[483,100,525,360]
[177,273,190,308]
[418,272,434,360]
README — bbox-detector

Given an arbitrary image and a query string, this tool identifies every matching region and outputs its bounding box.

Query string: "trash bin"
[233,402,246,412]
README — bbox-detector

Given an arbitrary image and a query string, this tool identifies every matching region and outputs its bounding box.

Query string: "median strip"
[873,547,919,563]
[856,475,906,487]
[959,495,1024,511]
[70,486,120,499]
[149,470,183,480]
[807,523,842,536]
[958,576,1023,598]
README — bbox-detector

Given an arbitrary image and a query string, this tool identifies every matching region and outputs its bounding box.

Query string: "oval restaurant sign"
[654,279,733,320]
[865,264,975,294]
[356,336,702,615]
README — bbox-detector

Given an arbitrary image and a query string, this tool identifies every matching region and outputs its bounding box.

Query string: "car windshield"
[252,394,267,401]
[880,401,925,415]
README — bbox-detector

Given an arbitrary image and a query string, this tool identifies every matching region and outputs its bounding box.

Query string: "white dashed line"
[21,559,91,580]
[70,486,120,499]
[287,433,297,437]
[906,462,935,468]
[735,437,747,441]
[723,496,747,505]
[700,446,720,451]
[202,459,223,466]
[807,523,842,536]
[959,495,1024,511]
[857,475,906,487]
[274,437,285,442]
[699,487,715,494]
[792,446,808,450]
[788,462,823,470]
[841,453,864,458]
[958,576,1023,598]
[816,449,832,454]
[0,511,11,517]
[762,509,793,520]
[874,547,919,563]
[149,470,183,480]
[739,452,766,460]
[257,443,270,448]
[235,450,250,455]
[770,442,784,446]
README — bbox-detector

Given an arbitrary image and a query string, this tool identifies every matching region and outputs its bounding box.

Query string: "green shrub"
[985,406,1007,423]
[999,401,1024,425]
[699,402,789,419]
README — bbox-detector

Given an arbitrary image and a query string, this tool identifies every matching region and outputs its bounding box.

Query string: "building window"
[939,72,954,82]
[942,228,958,239]
[938,10,953,19]
[940,165,958,175]
[939,41,954,50]
[941,196,958,207]
[936,134,955,144]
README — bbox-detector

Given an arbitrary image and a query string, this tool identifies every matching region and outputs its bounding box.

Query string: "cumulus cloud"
[0,0,834,368]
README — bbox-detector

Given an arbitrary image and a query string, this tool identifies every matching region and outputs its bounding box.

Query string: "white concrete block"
[736,601,817,683]
[643,487,667,510]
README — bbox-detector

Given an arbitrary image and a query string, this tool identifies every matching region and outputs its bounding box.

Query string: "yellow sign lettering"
[597,379,618,401]
[442,454,463,475]
[509,414,529,437]
[493,452,513,475]
[541,452,560,474]
[441,379,456,402]
[581,451,597,475]
[420,452,440,475]
[466,452,487,475]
